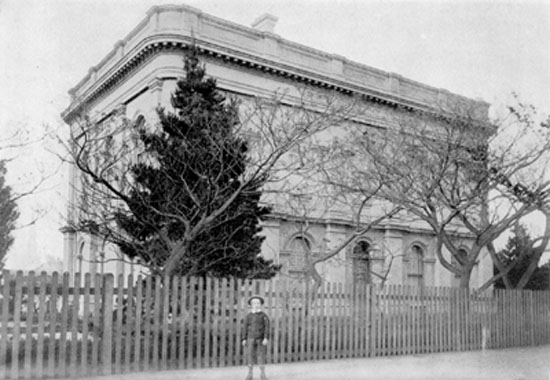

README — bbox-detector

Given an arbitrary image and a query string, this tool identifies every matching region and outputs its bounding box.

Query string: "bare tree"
[262,111,404,292]
[0,123,60,269]
[0,125,54,220]
[327,97,550,289]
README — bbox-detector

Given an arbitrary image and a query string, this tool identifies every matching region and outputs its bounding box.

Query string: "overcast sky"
[0,0,549,270]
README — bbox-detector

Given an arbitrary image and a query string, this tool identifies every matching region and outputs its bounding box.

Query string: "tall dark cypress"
[115,48,279,278]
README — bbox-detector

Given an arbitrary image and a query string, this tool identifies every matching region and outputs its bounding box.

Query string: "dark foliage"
[114,49,279,278]
[0,159,19,269]
[494,224,550,290]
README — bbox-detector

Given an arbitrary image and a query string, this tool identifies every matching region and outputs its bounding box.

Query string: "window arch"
[407,244,424,287]
[134,114,146,130]
[288,235,310,252]
[352,240,372,284]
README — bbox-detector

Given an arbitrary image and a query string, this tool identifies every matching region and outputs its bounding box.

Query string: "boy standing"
[242,295,270,380]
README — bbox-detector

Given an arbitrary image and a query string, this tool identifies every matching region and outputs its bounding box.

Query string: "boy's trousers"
[245,338,266,366]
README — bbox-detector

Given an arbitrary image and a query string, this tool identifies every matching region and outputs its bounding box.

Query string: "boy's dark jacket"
[242,311,270,340]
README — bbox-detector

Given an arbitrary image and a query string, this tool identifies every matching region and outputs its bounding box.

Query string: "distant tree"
[0,122,60,272]
[494,224,550,290]
[527,260,550,290]
[0,159,19,270]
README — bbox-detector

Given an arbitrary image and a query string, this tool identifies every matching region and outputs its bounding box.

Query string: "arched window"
[134,115,146,131]
[287,236,310,274]
[131,115,149,164]
[408,244,424,287]
[132,115,145,146]
[352,241,372,284]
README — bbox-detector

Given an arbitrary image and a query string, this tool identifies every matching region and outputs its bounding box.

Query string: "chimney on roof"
[251,13,278,34]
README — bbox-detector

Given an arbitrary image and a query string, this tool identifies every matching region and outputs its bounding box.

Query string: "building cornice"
[62,4,490,123]
[267,212,474,240]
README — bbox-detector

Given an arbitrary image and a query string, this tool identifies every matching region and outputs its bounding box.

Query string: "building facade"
[61,5,492,287]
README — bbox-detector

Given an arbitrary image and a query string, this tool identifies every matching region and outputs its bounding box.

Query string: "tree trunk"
[459,267,472,288]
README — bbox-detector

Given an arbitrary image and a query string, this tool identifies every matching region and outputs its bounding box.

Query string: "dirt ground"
[85,345,550,380]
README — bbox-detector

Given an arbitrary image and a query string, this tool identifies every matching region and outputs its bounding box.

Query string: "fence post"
[81,273,91,377]
[161,275,170,371]
[36,272,48,379]
[528,291,534,346]
[58,272,70,378]
[47,272,59,378]
[0,271,10,379]
[152,276,162,370]
[132,274,143,372]
[114,273,124,374]
[352,282,359,358]
[204,276,212,368]
[142,276,152,371]
[169,275,179,369]
[124,273,134,373]
[177,276,186,369]
[185,276,195,368]
[366,284,377,357]
[69,272,81,378]
[299,281,308,361]
[22,271,35,379]
[101,274,114,376]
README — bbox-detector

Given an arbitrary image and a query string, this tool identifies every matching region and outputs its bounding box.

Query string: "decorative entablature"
[62,4,490,123]
[269,212,475,241]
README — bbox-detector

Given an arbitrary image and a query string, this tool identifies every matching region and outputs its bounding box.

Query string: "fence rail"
[0,270,549,379]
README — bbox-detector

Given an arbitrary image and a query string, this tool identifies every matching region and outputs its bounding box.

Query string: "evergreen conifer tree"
[0,160,19,270]
[494,224,549,289]
[115,49,279,278]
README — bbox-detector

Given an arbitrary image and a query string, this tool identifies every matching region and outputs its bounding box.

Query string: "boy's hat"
[248,295,265,305]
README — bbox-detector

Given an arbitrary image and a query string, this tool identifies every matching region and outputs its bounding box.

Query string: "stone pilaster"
[323,223,348,284]
[148,77,164,106]
[383,228,404,285]
[260,218,281,263]
[423,257,436,287]
[61,226,76,275]
[90,234,99,279]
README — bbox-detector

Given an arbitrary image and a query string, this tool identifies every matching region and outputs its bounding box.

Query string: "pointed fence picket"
[0,270,549,379]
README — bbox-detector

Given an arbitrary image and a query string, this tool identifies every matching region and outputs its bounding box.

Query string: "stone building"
[61,4,492,287]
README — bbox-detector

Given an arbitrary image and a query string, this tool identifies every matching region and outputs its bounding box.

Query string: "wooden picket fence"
[0,270,549,379]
